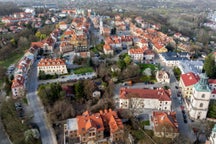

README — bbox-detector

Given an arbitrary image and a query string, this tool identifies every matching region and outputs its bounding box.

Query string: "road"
[26,61,57,144]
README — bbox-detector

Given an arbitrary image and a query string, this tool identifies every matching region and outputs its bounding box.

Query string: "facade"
[152,111,179,139]
[64,109,124,144]
[103,44,114,56]
[179,72,199,98]
[11,75,25,99]
[156,70,170,84]
[128,48,146,63]
[188,73,211,120]
[37,58,68,75]
[119,87,172,111]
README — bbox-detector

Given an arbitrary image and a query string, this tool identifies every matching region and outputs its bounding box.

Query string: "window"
[200,103,203,107]
[201,94,205,98]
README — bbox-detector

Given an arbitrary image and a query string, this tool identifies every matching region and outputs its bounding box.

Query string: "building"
[178,60,203,75]
[152,111,179,139]
[159,52,190,67]
[37,58,68,75]
[208,79,216,100]
[119,87,172,111]
[11,75,25,99]
[128,47,146,63]
[156,70,170,84]
[64,109,124,144]
[206,124,216,144]
[179,72,199,98]
[188,73,211,120]
[103,44,114,56]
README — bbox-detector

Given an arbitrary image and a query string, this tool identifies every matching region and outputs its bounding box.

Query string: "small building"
[152,111,179,139]
[11,75,25,99]
[156,70,170,84]
[37,58,68,75]
[103,44,114,56]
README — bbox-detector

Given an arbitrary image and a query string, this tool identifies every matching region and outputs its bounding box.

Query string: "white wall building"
[119,87,172,111]
[37,58,68,75]
[188,73,211,120]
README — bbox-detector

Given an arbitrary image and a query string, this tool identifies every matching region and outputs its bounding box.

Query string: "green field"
[139,64,158,71]
[0,52,23,68]
[74,67,94,74]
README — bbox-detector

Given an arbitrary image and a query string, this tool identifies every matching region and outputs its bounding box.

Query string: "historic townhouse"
[119,87,172,111]
[64,109,124,144]
[37,58,68,75]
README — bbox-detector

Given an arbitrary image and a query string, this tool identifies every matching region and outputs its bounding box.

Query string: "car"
[182,110,185,114]
[183,118,187,123]
[175,86,178,89]
[183,113,187,119]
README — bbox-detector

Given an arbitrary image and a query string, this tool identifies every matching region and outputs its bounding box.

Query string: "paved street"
[26,61,57,144]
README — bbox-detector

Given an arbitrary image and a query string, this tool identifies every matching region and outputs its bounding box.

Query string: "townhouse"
[156,70,170,84]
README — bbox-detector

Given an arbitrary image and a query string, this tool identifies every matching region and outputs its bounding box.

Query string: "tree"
[203,54,216,78]
[123,55,132,65]
[75,81,84,100]
[207,100,216,118]
[83,80,96,100]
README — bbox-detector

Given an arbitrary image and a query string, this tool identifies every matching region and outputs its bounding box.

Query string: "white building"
[119,87,172,111]
[11,75,25,99]
[188,73,211,120]
[156,70,170,84]
[207,124,216,144]
[37,58,68,75]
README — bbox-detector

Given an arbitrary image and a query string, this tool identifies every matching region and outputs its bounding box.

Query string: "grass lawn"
[74,67,94,74]
[139,64,158,72]
[0,52,24,68]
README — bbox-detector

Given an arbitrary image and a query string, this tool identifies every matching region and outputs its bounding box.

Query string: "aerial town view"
[0,0,216,144]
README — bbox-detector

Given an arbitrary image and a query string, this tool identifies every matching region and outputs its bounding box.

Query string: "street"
[26,61,57,144]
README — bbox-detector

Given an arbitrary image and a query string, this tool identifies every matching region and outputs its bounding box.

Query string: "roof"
[128,47,146,54]
[119,87,171,101]
[160,52,189,61]
[213,124,216,132]
[153,111,179,133]
[67,118,78,131]
[11,75,25,88]
[194,73,211,92]
[208,79,216,84]
[100,109,124,133]
[76,111,105,134]
[38,58,66,67]
[180,72,199,87]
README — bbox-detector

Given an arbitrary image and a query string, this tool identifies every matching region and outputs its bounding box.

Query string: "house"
[159,52,190,67]
[208,79,216,100]
[59,21,68,30]
[103,44,114,56]
[128,47,146,63]
[11,75,25,99]
[179,72,199,98]
[37,58,68,75]
[152,111,179,139]
[188,73,211,120]
[206,124,216,144]
[64,109,124,144]
[178,60,203,75]
[144,49,155,62]
[156,70,170,84]
[119,87,172,111]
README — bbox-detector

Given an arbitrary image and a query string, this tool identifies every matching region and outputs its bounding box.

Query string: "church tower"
[189,73,211,120]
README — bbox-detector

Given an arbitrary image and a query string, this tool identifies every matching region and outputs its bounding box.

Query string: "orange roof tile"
[181,72,199,87]
[153,111,179,133]
[38,58,66,67]
[11,75,25,88]
[120,87,171,101]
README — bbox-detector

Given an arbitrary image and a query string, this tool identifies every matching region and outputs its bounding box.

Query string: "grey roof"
[67,118,78,131]
[160,52,189,61]
[179,60,203,75]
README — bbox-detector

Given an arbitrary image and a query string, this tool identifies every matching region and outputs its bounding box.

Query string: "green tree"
[117,60,126,70]
[204,54,216,78]
[75,81,84,100]
[207,100,216,118]
[124,55,132,65]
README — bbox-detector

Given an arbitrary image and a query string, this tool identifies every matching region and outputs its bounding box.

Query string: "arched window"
[200,103,203,107]
[201,94,205,98]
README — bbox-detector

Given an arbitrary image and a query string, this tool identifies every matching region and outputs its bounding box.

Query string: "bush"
[73,67,94,74]
[173,67,181,81]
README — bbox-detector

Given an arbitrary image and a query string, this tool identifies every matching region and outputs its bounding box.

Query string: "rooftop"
[160,52,189,61]
[119,87,171,101]
[180,72,199,87]
[67,118,78,131]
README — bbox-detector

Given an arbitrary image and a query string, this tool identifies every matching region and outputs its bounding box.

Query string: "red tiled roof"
[11,75,25,88]
[38,58,66,67]
[208,79,216,84]
[120,87,171,101]
[181,72,199,87]
[153,111,179,133]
